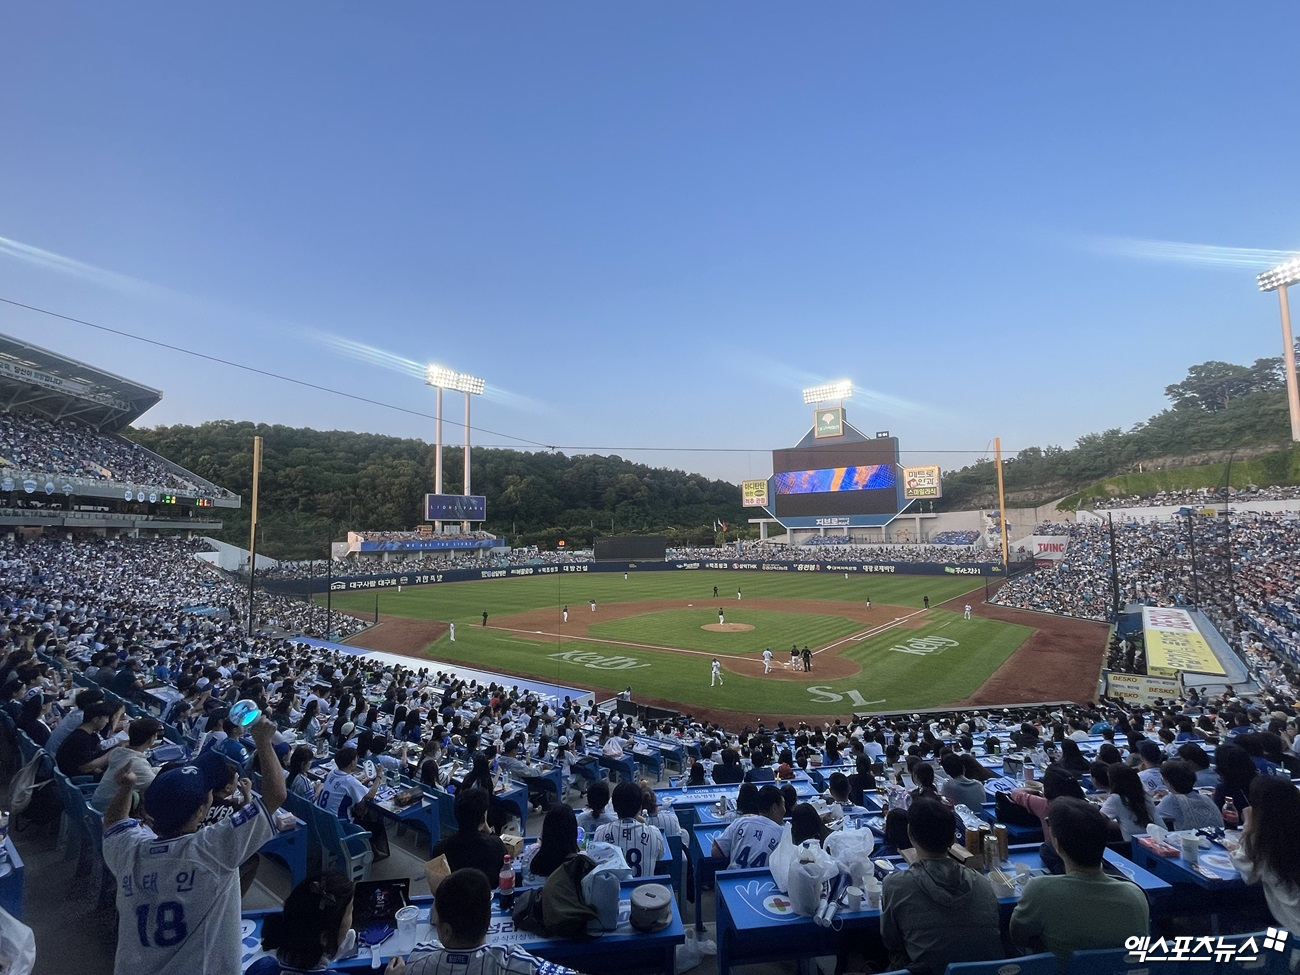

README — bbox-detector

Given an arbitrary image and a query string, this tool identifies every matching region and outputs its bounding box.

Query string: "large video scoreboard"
[771,439,901,517]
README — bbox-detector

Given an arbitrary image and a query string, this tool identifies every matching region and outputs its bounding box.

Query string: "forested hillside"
[936,353,1299,510]
[129,352,1300,558]
[128,420,747,559]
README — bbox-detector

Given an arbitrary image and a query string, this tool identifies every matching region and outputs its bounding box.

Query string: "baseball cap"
[143,765,216,835]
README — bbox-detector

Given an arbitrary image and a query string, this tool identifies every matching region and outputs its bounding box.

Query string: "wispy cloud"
[1082,236,1298,271]
[0,234,172,297]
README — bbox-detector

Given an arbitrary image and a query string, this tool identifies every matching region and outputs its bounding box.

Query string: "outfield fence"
[264,557,1011,595]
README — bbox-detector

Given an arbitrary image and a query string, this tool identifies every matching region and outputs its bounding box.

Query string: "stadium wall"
[266,557,1006,595]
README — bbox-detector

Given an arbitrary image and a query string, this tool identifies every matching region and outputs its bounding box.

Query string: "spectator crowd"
[0,408,233,498]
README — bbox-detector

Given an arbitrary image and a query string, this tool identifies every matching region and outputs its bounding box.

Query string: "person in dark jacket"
[879,798,1003,973]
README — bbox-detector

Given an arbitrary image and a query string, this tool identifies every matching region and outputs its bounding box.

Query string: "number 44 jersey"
[714,814,782,869]
[104,800,275,975]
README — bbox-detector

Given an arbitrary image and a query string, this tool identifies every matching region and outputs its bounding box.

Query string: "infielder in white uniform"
[711,658,723,686]
[103,717,287,975]
[589,782,666,878]
[964,604,972,620]
[762,647,773,674]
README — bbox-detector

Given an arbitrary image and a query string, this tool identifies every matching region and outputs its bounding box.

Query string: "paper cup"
[844,886,863,912]
[396,905,419,940]
[1180,834,1200,865]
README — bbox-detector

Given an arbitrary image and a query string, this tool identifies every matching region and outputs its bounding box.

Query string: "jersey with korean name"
[103,798,274,975]
[714,814,781,869]
[590,817,665,878]
[406,943,579,975]
[317,767,369,821]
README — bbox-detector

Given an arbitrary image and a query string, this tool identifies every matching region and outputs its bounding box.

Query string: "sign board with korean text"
[1142,606,1226,677]
[902,465,942,500]
[813,407,844,439]
[741,479,769,508]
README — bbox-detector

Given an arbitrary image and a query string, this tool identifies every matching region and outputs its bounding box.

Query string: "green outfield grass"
[320,570,1031,717]
[588,609,863,656]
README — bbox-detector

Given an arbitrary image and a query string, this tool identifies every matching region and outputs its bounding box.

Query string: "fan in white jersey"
[590,782,666,878]
[406,869,578,975]
[317,745,383,822]
[710,784,786,869]
[103,717,287,975]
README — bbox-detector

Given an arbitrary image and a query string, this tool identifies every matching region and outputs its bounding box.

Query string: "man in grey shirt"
[939,753,987,810]
[880,797,1003,973]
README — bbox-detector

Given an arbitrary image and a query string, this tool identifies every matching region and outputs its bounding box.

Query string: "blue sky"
[2,3,1298,484]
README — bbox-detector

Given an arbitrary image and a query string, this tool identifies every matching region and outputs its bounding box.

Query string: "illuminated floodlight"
[802,380,853,405]
[425,365,486,395]
[1258,257,1300,292]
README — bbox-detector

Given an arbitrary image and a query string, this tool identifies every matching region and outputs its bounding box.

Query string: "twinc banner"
[1026,536,1070,561]
[1104,671,1182,705]
[741,479,769,508]
[1142,606,1226,677]
[902,465,942,500]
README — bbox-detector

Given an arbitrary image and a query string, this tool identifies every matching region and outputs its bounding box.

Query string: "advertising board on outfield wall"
[268,558,1006,593]
[902,465,942,500]
[741,479,769,508]
[1104,671,1182,705]
[1142,606,1226,677]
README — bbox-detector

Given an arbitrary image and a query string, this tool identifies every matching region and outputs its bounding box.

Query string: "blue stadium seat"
[944,953,1058,975]
[1067,946,1192,975]
[1232,931,1297,975]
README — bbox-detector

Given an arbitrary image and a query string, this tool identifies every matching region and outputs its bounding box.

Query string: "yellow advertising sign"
[902,465,942,500]
[741,479,769,508]
[1105,672,1182,706]
[1142,606,1225,677]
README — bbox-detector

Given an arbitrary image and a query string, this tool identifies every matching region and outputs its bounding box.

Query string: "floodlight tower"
[1257,257,1300,442]
[802,379,854,406]
[425,365,487,529]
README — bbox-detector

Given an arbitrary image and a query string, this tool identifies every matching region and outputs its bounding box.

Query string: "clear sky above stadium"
[2,3,1298,484]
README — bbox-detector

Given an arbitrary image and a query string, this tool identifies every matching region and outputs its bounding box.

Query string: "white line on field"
[815,608,929,655]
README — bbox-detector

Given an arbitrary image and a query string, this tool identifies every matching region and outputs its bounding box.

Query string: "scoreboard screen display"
[771,441,900,516]
[424,494,487,522]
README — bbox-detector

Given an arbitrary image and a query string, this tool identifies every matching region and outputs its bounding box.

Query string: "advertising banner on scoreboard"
[741,479,769,508]
[902,465,942,500]
[424,494,487,522]
[1104,671,1182,706]
[1142,606,1226,677]
[813,407,844,438]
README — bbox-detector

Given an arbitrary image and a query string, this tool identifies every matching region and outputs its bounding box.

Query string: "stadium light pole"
[1256,258,1300,442]
[247,435,263,637]
[425,366,486,530]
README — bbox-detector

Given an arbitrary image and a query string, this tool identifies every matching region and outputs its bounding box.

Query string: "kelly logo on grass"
[547,650,650,670]
[889,636,960,656]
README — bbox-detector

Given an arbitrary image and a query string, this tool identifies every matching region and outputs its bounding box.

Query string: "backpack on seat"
[9,752,58,829]
[539,853,600,938]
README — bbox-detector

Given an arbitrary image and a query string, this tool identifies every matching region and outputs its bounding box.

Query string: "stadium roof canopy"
[0,332,161,433]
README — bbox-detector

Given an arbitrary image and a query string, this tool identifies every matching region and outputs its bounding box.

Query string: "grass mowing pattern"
[588,610,864,656]
[321,570,1029,717]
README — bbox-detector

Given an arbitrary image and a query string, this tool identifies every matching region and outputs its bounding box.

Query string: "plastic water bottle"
[1222,798,1239,829]
[498,855,515,909]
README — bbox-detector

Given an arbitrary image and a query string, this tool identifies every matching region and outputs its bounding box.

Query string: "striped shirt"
[406,944,577,975]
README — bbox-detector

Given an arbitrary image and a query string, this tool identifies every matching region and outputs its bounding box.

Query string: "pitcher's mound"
[702,623,754,632]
